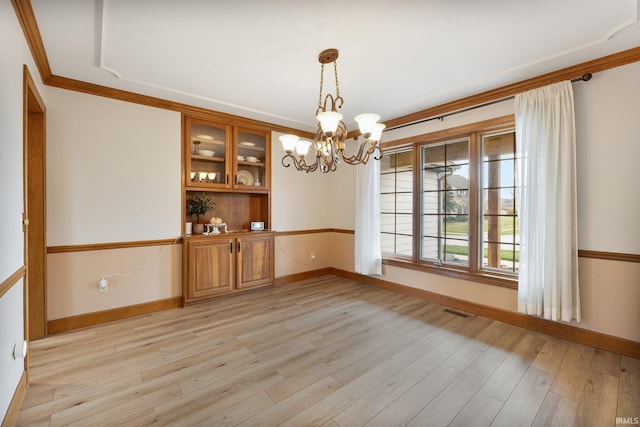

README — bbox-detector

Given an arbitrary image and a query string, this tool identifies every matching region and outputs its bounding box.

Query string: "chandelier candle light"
[280,48,385,173]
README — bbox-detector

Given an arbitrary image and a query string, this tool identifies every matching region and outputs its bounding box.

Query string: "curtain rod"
[386,73,593,132]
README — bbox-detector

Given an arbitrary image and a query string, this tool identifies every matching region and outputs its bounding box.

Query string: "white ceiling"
[31,0,640,132]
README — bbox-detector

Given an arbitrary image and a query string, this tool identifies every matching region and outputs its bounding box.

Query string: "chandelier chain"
[333,61,340,100]
[318,63,325,111]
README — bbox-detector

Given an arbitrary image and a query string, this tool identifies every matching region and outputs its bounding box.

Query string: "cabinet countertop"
[184,230,275,241]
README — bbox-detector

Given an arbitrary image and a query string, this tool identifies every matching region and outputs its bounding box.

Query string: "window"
[380,118,518,287]
[380,148,413,257]
[422,138,470,266]
[481,131,518,273]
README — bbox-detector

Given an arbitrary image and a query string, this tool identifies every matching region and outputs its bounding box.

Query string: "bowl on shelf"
[237,155,246,161]
[246,156,259,162]
[198,150,215,157]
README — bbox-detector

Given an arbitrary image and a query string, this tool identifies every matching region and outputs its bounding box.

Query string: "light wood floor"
[17,275,639,426]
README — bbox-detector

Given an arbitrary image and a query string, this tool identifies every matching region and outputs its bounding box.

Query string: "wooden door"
[23,66,47,341]
[236,234,274,289]
[186,239,234,302]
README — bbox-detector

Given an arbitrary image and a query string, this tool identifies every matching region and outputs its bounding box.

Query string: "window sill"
[382,257,518,290]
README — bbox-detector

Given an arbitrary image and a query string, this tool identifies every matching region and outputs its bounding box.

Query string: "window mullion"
[412,144,421,263]
[468,132,480,273]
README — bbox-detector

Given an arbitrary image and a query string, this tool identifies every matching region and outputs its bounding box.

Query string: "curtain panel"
[515,81,580,322]
[355,159,382,276]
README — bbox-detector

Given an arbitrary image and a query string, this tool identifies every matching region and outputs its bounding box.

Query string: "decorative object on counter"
[250,221,264,231]
[203,222,227,235]
[185,222,193,235]
[210,216,223,225]
[279,48,385,174]
[187,192,215,234]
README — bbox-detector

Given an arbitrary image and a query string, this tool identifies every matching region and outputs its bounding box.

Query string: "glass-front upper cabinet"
[233,127,270,190]
[186,117,231,188]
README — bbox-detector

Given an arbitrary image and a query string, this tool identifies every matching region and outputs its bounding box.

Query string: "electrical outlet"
[310,252,316,260]
[99,278,108,292]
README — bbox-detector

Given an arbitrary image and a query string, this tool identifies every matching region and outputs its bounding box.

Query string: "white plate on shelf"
[237,170,253,185]
[239,141,256,147]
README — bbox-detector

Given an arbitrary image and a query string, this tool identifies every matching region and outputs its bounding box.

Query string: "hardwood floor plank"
[363,364,461,426]
[237,376,342,426]
[156,372,283,426]
[448,392,503,427]
[617,356,640,422]
[479,332,546,402]
[51,383,182,426]
[531,391,578,427]
[490,366,555,427]
[407,347,508,426]
[191,392,274,427]
[17,276,629,426]
[550,342,596,400]
[574,371,620,427]
[280,367,392,427]
[590,348,622,378]
[332,347,451,426]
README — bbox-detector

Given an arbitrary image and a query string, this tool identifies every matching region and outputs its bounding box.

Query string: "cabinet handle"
[237,242,241,253]
[234,174,238,185]
[230,242,233,253]
[226,174,229,185]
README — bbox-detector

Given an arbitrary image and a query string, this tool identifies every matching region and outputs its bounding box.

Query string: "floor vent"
[443,308,470,318]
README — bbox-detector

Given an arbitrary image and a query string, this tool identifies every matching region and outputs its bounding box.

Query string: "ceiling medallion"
[279,49,385,173]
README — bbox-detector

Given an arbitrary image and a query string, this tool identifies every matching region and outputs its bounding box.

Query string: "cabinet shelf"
[191,155,225,162]
[237,160,265,167]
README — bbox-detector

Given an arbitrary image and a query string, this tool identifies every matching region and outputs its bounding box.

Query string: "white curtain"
[354,159,382,276]
[515,81,580,322]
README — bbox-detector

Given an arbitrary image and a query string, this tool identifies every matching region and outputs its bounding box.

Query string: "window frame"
[380,115,518,289]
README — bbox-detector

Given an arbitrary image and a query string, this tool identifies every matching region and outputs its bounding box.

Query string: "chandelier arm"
[281,153,296,169]
[341,138,370,164]
[372,145,384,161]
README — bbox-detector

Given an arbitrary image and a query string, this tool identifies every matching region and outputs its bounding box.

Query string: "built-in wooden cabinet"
[182,113,274,304]
[185,116,270,192]
[185,237,235,302]
[236,232,275,289]
[182,232,275,304]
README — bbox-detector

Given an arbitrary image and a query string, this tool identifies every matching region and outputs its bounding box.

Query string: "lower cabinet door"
[187,238,234,300]
[237,234,274,289]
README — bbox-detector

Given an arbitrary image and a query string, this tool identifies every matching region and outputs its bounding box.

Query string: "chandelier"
[279,48,385,173]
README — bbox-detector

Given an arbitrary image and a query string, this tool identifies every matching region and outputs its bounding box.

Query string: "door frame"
[23,65,47,353]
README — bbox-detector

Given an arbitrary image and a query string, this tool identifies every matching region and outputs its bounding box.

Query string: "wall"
[0,0,45,420]
[45,88,182,320]
[270,131,360,277]
[574,61,640,254]
[271,131,334,275]
[327,61,640,342]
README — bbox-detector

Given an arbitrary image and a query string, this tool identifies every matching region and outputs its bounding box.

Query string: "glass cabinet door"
[187,119,230,188]
[234,127,269,189]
